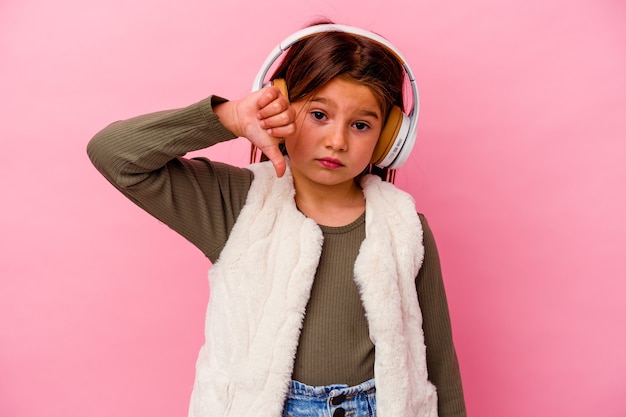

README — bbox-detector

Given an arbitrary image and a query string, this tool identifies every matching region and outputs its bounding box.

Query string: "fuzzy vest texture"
[188,161,438,417]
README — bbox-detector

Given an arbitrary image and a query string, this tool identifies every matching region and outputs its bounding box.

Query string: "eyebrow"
[310,97,381,120]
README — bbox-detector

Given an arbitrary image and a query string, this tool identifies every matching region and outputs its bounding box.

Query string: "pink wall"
[2,0,625,416]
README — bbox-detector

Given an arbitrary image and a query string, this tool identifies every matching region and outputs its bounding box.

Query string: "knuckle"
[285,124,296,135]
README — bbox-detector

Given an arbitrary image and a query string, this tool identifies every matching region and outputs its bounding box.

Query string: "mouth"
[317,157,344,169]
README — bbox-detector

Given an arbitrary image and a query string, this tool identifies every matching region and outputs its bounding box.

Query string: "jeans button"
[333,408,346,417]
[330,394,346,406]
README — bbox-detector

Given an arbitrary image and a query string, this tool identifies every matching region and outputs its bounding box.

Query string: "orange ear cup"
[370,105,403,165]
[271,78,289,99]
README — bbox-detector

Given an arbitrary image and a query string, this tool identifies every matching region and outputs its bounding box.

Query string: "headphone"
[252,24,420,169]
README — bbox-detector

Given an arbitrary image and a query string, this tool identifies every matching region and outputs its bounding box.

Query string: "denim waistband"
[288,378,376,397]
[283,379,376,417]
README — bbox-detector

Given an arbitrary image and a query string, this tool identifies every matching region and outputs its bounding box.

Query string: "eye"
[311,111,327,121]
[353,121,371,131]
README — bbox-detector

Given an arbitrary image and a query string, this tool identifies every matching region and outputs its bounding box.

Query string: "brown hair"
[252,22,406,182]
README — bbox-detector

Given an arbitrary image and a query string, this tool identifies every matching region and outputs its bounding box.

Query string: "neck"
[292,175,365,227]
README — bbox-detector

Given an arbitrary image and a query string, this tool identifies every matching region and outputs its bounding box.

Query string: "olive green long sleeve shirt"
[87,96,466,416]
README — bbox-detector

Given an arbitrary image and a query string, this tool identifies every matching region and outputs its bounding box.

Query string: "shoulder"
[415,213,441,266]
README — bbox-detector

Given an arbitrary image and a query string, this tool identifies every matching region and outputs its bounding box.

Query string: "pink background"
[2,0,625,416]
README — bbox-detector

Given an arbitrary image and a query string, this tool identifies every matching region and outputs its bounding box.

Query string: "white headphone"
[252,24,420,169]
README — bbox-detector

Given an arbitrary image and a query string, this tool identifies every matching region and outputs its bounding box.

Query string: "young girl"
[87,22,466,417]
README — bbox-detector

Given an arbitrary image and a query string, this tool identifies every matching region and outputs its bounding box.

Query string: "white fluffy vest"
[188,161,438,417]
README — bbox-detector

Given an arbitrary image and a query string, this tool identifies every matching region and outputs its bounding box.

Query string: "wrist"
[213,100,240,137]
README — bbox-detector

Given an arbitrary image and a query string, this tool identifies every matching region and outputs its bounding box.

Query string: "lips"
[317,157,344,169]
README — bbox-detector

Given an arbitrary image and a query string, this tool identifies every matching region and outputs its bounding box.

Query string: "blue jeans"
[282,379,376,417]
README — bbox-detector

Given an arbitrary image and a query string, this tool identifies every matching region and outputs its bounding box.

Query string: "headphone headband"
[252,24,420,169]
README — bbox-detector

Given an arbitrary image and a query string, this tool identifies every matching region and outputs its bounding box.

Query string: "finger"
[258,102,290,124]
[260,110,295,130]
[259,94,290,118]
[256,86,282,110]
[266,123,296,138]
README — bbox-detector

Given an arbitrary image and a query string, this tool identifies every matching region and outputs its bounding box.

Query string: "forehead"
[307,78,383,116]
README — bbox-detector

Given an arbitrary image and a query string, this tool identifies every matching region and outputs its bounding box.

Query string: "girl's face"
[285,77,383,191]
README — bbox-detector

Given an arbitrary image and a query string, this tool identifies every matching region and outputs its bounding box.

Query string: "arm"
[87,96,251,261]
[87,88,294,261]
[417,214,467,417]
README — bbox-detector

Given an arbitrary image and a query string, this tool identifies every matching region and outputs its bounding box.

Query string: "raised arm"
[87,88,294,261]
[87,96,244,260]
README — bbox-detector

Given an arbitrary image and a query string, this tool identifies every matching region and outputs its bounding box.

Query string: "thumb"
[260,145,287,178]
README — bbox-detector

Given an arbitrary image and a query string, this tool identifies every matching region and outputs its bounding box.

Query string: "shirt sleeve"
[86,96,254,262]
[417,214,467,417]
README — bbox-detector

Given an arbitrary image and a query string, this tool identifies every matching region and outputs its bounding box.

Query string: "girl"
[87,22,466,417]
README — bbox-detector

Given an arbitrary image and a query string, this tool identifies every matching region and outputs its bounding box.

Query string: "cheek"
[284,117,312,154]
[368,130,384,152]
[283,130,304,159]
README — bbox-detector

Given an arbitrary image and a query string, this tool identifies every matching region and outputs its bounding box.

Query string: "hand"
[215,86,295,177]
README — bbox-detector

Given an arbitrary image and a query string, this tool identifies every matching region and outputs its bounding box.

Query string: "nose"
[324,125,348,152]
